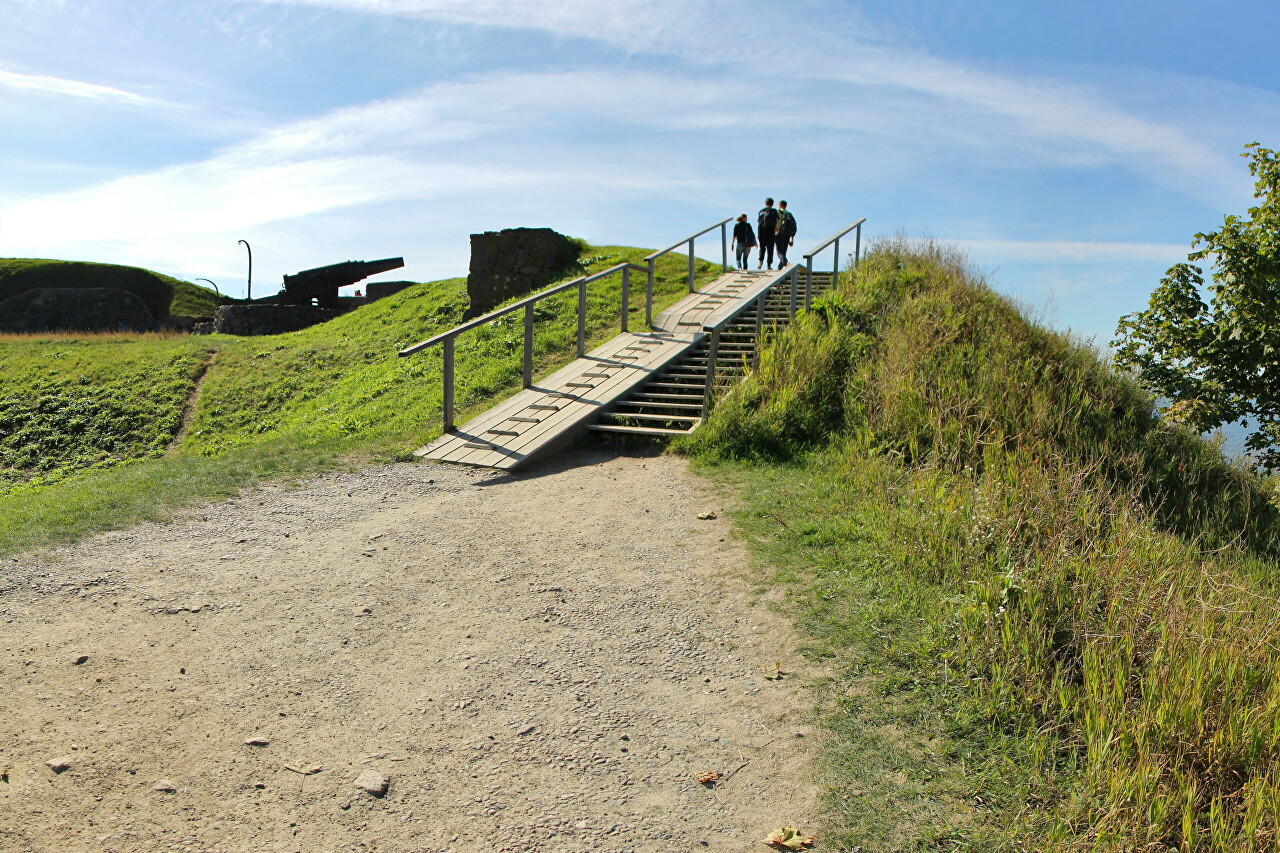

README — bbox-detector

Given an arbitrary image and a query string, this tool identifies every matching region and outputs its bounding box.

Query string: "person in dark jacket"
[757,198,778,269]
[774,200,797,266]
[731,214,756,270]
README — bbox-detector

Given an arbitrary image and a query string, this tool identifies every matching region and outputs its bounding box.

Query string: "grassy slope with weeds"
[0,336,215,493]
[0,245,718,554]
[0,258,220,318]
[680,240,1280,851]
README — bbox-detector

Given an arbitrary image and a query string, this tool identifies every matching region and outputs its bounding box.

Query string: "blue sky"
[2,0,1278,343]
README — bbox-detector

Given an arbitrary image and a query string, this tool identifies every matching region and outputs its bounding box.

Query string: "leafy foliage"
[1115,143,1280,467]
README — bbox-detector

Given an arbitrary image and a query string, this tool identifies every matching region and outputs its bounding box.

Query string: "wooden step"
[588,423,698,436]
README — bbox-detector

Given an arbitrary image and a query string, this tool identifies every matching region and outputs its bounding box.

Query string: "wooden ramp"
[414,269,780,469]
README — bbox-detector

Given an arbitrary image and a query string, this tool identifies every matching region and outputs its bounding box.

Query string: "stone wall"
[365,280,418,302]
[212,304,343,336]
[0,287,155,333]
[464,228,579,319]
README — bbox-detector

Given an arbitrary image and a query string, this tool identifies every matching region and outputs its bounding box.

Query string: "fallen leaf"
[763,826,816,850]
[763,661,785,681]
[695,770,720,785]
[284,764,324,775]
[696,511,717,520]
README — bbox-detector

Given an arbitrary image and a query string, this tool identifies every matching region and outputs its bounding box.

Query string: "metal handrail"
[641,217,732,325]
[399,261,646,432]
[701,263,802,412]
[800,218,865,311]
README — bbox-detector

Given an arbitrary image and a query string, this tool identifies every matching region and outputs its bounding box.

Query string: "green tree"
[1115,143,1280,467]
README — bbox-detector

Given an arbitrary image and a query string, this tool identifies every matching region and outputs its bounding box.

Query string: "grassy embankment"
[0,246,718,554]
[0,258,220,318]
[679,240,1280,851]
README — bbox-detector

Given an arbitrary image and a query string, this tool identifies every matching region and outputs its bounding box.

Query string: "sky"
[2,0,1279,343]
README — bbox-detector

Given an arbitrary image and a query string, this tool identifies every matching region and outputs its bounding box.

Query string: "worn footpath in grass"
[0,245,719,554]
[680,240,1280,851]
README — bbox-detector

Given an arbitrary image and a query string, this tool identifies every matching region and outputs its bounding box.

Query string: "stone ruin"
[464,228,580,319]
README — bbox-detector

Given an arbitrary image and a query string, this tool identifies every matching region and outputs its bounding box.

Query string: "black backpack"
[776,209,795,237]
[758,207,779,234]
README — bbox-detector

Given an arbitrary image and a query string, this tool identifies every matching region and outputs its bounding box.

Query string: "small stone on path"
[45,756,74,773]
[153,779,177,793]
[244,737,270,747]
[354,769,389,797]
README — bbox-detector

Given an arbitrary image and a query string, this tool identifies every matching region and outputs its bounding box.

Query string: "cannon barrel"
[280,257,405,308]
[283,257,404,288]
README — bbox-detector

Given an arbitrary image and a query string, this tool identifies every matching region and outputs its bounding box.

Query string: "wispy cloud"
[0,68,159,106]
[251,0,1248,203]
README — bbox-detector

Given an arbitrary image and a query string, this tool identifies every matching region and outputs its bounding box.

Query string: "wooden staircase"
[399,218,863,471]
[589,271,836,436]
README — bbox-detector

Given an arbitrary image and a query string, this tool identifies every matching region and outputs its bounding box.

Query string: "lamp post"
[238,239,253,300]
[195,277,220,296]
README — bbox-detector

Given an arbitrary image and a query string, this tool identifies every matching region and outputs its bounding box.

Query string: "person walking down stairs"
[775,200,797,266]
[731,214,756,270]
[757,198,779,269]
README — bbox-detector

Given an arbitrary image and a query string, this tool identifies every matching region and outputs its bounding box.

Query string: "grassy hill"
[0,258,220,318]
[680,239,1280,850]
[0,244,719,551]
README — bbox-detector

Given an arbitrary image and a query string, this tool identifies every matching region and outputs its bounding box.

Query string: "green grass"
[679,239,1280,851]
[0,258,220,318]
[0,335,215,494]
[0,244,720,554]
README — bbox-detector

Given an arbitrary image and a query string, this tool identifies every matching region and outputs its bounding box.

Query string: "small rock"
[72,655,89,665]
[153,779,177,793]
[696,511,717,520]
[517,724,536,736]
[45,756,74,773]
[354,769,389,797]
[244,737,270,747]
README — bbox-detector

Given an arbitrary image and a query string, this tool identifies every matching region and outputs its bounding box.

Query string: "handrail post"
[789,268,797,318]
[704,329,720,412]
[646,258,655,327]
[805,262,813,310]
[442,337,455,432]
[855,223,862,266]
[752,293,763,369]
[720,221,728,272]
[577,281,587,357]
[620,266,630,333]
[833,238,841,287]
[522,303,534,389]
[688,237,696,292]
[806,255,814,305]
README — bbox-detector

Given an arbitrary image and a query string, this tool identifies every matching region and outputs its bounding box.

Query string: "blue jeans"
[735,244,753,269]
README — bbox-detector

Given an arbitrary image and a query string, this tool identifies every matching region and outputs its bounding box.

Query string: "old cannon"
[280,257,404,308]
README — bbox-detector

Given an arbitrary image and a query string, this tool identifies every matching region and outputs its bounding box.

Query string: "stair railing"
[801,218,865,309]
[702,263,802,412]
[399,262,647,432]
[642,217,732,326]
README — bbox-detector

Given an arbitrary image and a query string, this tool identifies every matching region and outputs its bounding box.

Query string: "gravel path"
[0,447,820,852]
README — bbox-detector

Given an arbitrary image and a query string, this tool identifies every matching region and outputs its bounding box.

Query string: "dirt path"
[0,447,820,852]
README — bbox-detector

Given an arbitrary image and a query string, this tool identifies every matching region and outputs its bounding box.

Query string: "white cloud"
[0,68,159,106]
[250,0,1246,203]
